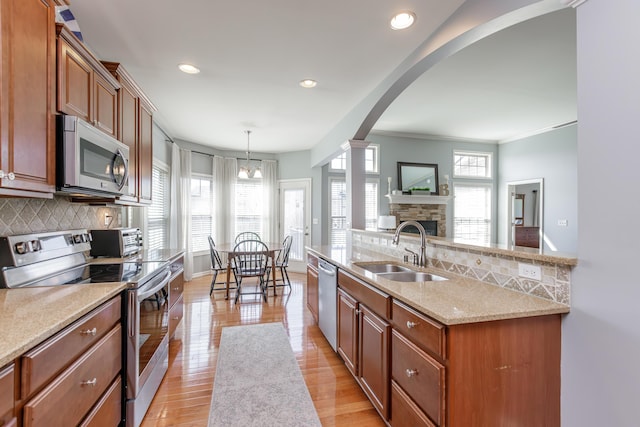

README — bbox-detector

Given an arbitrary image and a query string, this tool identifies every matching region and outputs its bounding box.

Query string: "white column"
[342,139,370,231]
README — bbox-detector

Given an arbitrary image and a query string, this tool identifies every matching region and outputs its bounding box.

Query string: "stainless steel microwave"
[57,115,130,197]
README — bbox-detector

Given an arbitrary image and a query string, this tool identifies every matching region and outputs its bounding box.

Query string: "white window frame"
[147,160,170,251]
[365,178,379,230]
[452,182,493,244]
[190,173,214,255]
[234,176,263,238]
[453,150,493,179]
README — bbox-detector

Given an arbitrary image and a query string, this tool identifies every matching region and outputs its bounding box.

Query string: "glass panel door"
[279,179,311,272]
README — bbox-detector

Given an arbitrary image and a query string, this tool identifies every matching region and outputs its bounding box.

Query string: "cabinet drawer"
[338,270,390,319]
[392,330,445,426]
[21,296,121,398]
[23,325,122,427]
[392,300,446,359]
[79,376,122,427]
[391,380,436,427]
[0,363,15,423]
[169,271,184,307]
[169,294,184,339]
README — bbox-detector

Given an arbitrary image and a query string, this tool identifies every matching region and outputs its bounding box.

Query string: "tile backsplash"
[351,229,572,305]
[0,197,122,236]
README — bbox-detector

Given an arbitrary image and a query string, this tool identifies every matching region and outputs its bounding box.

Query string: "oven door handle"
[137,269,172,302]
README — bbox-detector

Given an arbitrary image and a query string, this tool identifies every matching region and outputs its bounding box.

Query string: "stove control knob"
[15,241,29,254]
[73,234,82,244]
[86,233,93,242]
[30,240,41,252]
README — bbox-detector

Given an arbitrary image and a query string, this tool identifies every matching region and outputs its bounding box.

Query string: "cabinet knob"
[406,320,418,329]
[7,172,14,180]
[0,170,4,179]
[80,327,97,336]
[405,368,419,378]
[81,378,97,386]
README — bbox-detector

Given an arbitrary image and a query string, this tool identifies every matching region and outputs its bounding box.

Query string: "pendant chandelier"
[238,130,261,179]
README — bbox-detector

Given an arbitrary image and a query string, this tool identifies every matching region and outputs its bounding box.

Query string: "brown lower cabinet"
[11,295,124,427]
[327,265,562,427]
[337,271,391,420]
[168,255,185,340]
[306,254,319,323]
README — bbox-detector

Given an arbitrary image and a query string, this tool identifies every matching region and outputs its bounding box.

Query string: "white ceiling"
[69,1,575,153]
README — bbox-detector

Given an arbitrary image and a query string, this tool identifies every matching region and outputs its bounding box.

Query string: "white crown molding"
[340,139,371,150]
[559,0,589,8]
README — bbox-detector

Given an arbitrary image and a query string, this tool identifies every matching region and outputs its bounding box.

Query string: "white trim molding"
[386,194,452,205]
[560,0,588,8]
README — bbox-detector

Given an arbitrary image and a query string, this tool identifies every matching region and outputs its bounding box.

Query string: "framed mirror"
[397,162,439,194]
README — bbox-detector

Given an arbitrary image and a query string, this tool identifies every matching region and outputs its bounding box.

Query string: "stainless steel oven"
[57,115,130,197]
[122,262,171,427]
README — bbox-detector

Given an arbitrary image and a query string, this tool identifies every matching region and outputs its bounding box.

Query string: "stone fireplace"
[389,203,447,237]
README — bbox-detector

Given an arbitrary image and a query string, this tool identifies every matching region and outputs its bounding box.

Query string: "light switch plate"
[518,263,542,281]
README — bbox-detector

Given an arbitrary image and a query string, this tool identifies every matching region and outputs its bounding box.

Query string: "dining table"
[215,242,284,300]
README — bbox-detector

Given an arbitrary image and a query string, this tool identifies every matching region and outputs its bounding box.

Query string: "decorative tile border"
[0,197,122,236]
[351,230,571,305]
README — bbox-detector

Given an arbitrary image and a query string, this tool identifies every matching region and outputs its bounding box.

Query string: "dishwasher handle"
[318,260,336,276]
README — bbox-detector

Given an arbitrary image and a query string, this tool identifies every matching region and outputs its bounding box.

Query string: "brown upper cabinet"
[56,24,119,139]
[0,0,57,198]
[102,62,156,205]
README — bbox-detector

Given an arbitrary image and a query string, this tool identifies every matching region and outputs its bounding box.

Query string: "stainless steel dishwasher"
[318,259,337,351]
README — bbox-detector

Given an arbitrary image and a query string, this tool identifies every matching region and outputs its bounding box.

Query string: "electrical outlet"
[518,263,541,281]
[557,219,568,227]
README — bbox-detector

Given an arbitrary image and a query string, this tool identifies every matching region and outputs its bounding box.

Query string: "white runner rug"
[208,322,322,427]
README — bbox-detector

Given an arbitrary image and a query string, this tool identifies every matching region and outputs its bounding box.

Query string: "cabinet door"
[0,363,15,425]
[118,80,139,201]
[93,73,117,139]
[359,304,390,420]
[0,0,55,195]
[306,266,318,323]
[57,38,92,121]
[138,101,153,203]
[337,289,358,376]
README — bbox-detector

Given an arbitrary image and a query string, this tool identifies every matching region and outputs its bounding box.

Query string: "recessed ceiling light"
[390,11,416,30]
[299,79,318,88]
[178,63,200,74]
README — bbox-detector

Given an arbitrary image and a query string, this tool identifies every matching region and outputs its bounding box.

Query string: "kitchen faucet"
[392,220,428,267]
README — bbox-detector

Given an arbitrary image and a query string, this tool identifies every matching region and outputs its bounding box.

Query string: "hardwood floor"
[141,272,385,426]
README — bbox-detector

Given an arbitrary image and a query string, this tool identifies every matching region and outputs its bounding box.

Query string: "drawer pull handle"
[406,321,418,329]
[172,316,180,320]
[81,378,97,386]
[173,287,180,291]
[80,327,97,336]
[405,369,419,378]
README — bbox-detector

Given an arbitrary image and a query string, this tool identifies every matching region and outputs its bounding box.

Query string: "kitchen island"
[308,242,569,427]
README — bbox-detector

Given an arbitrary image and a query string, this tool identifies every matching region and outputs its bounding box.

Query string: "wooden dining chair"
[265,235,293,293]
[208,236,236,296]
[234,231,261,243]
[231,239,269,303]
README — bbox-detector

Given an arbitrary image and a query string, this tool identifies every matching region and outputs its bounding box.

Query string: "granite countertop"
[0,282,126,367]
[308,245,569,326]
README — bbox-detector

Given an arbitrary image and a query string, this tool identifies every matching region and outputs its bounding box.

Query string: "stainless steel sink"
[377,271,449,282]
[354,262,448,282]
[355,263,414,274]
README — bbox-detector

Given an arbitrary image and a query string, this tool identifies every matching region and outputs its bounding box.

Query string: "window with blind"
[147,163,170,250]
[329,178,347,246]
[235,177,263,237]
[453,183,492,244]
[329,178,379,245]
[453,151,493,178]
[191,174,214,252]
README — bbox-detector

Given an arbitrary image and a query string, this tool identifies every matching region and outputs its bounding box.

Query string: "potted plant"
[410,186,431,195]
